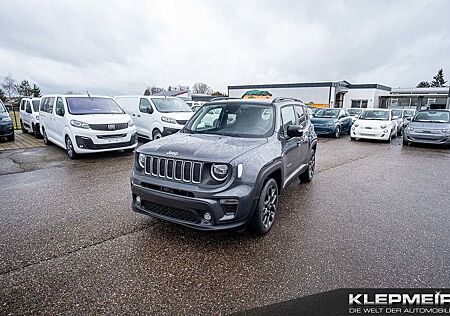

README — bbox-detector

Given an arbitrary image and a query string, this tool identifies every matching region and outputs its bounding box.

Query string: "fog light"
[203,212,212,221]
[383,129,388,133]
[136,196,141,206]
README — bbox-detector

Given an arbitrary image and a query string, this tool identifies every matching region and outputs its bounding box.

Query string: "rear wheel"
[33,123,40,138]
[299,148,315,183]
[43,128,50,145]
[249,178,279,235]
[65,136,77,159]
[334,126,340,138]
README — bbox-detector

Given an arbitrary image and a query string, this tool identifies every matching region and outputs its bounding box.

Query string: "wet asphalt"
[0,136,449,315]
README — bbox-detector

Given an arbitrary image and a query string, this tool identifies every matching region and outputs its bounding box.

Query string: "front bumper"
[404,131,450,145]
[0,123,14,137]
[351,127,391,140]
[313,125,335,135]
[130,172,257,231]
[73,127,138,153]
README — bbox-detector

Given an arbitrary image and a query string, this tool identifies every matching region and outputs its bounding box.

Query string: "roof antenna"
[162,90,167,98]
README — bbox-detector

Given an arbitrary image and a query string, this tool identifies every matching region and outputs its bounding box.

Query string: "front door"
[53,97,66,145]
[138,98,154,139]
[295,105,310,164]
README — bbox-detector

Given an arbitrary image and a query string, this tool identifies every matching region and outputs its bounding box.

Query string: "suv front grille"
[89,123,128,131]
[141,200,199,223]
[145,156,202,184]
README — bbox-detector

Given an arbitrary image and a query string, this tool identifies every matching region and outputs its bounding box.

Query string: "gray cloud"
[1,0,449,96]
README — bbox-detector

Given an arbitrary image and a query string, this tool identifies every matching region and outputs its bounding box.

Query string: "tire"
[152,129,162,140]
[65,136,77,159]
[299,148,316,183]
[350,136,356,141]
[42,128,50,145]
[334,126,340,138]
[123,148,134,153]
[386,132,392,143]
[402,136,409,146]
[7,132,15,142]
[33,124,40,138]
[249,178,279,235]
[20,120,27,133]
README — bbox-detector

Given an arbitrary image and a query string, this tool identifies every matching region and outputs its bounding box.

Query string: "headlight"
[128,119,135,127]
[327,121,334,126]
[161,116,177,124]
[383,129,388,133]
[70,120,90,129]
[442,129,449,133]
[138,153,146,169]
[36,115,39,121]
[1,117,12,122]
[408,126,414,131]
[354,123,359,127]
[211,163,229,181]
[380,124,387,129]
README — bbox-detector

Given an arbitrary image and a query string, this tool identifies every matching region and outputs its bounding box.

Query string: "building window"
[351,100,368,108]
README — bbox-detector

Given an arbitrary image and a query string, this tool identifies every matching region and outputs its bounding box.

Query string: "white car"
[114,96,193,140]
[351,109,398,142]
[19,97,41,137]
[39,95,137,159]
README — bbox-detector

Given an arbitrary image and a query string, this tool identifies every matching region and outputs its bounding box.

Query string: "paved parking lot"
[0,130,44,151]
[0,136,449,315]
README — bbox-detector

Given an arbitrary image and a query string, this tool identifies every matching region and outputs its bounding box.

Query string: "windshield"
[184,103,274,138]
[314,109,339,118]
[66,97,124,115]
[404,110,415,117]
[413,111,450,123]
[359,110,390,121]
[348,109,363,116]
[151,98,192,113]
[392,110,402,117]
[32,100,40,112]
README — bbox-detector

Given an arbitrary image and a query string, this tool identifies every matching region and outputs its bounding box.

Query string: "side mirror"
[287,125,304,138]
[56,108,64,116]
[146,107,153,114]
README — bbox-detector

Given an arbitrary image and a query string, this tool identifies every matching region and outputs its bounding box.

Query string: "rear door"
[294,105,310,163]
[280,105,302,183]
[24,101,33,129]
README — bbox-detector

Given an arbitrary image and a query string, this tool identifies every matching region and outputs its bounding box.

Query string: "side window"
[281,106,296,134]
[20,100,25,111]
[295,105,307,127]
[47,97,55,113]
[40,98,47,112]
[55,98,65,116]
[139,98,152,113]
[26,101,32,113]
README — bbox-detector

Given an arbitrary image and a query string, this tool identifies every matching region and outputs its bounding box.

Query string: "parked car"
[351,109,397,142]
[0,100,14,141]
[403,109,450,146]
[347,108,364,123]
[39,95,137,159]
[114,96,193,140]
[310,108,352,138]
[391,109,404,136]
[19,97,41,137]
[131,97,317,235]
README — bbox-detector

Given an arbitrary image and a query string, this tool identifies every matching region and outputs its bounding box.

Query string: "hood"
[311,117,337,124]
[355,119,390,128]
[138,132,268,163]
[158,111,193,120]
[409,121,450,130]
[70,113,131,124]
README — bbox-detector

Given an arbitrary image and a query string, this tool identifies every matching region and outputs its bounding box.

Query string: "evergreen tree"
[0,88,6,102]
[17,80,32,96]
[430,68,447,87]
[30,84,41,97]
[417,81,430,88]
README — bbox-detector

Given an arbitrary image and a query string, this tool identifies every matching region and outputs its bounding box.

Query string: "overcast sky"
[1,0,449,96]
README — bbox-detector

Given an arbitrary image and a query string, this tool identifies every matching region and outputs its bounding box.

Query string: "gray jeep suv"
[131,98,318,234]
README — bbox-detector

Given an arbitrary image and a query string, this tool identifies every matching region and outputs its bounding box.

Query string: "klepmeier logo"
[348,291,450,314]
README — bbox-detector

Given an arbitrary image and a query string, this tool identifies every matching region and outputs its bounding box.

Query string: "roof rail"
[271,97,303,104]
[209,97,241,102]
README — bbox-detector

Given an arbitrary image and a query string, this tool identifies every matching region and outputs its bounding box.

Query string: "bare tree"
[1,74,17,98]
[192,82,212,94]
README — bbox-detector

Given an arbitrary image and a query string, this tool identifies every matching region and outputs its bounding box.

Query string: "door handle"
[137,115,141,117]
[131,114,135,116]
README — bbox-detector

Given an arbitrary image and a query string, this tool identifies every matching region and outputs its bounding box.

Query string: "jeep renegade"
[131,97,317,234]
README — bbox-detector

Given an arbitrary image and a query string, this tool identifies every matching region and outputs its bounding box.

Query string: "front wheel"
[7,132,15,141]
[21,120,27,133]
[152,129,162,140]
[334,126,340,138]
[402,136,409,146]
[249,178,279,235]
[65,136,78,159]
[299,148,316,183]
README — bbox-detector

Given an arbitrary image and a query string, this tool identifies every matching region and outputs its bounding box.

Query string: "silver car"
[403,109,450,146]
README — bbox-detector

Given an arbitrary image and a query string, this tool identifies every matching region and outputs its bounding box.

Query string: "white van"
[39,95,137,159]
[114,96,193,140]
[19,97,41,137]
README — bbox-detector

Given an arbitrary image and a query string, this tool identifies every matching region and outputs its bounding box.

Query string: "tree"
[431,68,447,87]
[30,84,41,97]
[144,88,151,96]
[211,91,226,96]
[17,80,33,96]
[192,82,212,94]
[0,88,6,102]
[1,74,17,98]
[417,81,431,88]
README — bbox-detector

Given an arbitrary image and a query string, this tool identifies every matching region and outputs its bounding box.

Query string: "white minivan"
[19,97,42,137]
[39,95,137,159]
[114,96,193,140]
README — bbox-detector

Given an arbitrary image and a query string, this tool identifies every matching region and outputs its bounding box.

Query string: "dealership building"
[228,81,450,110]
